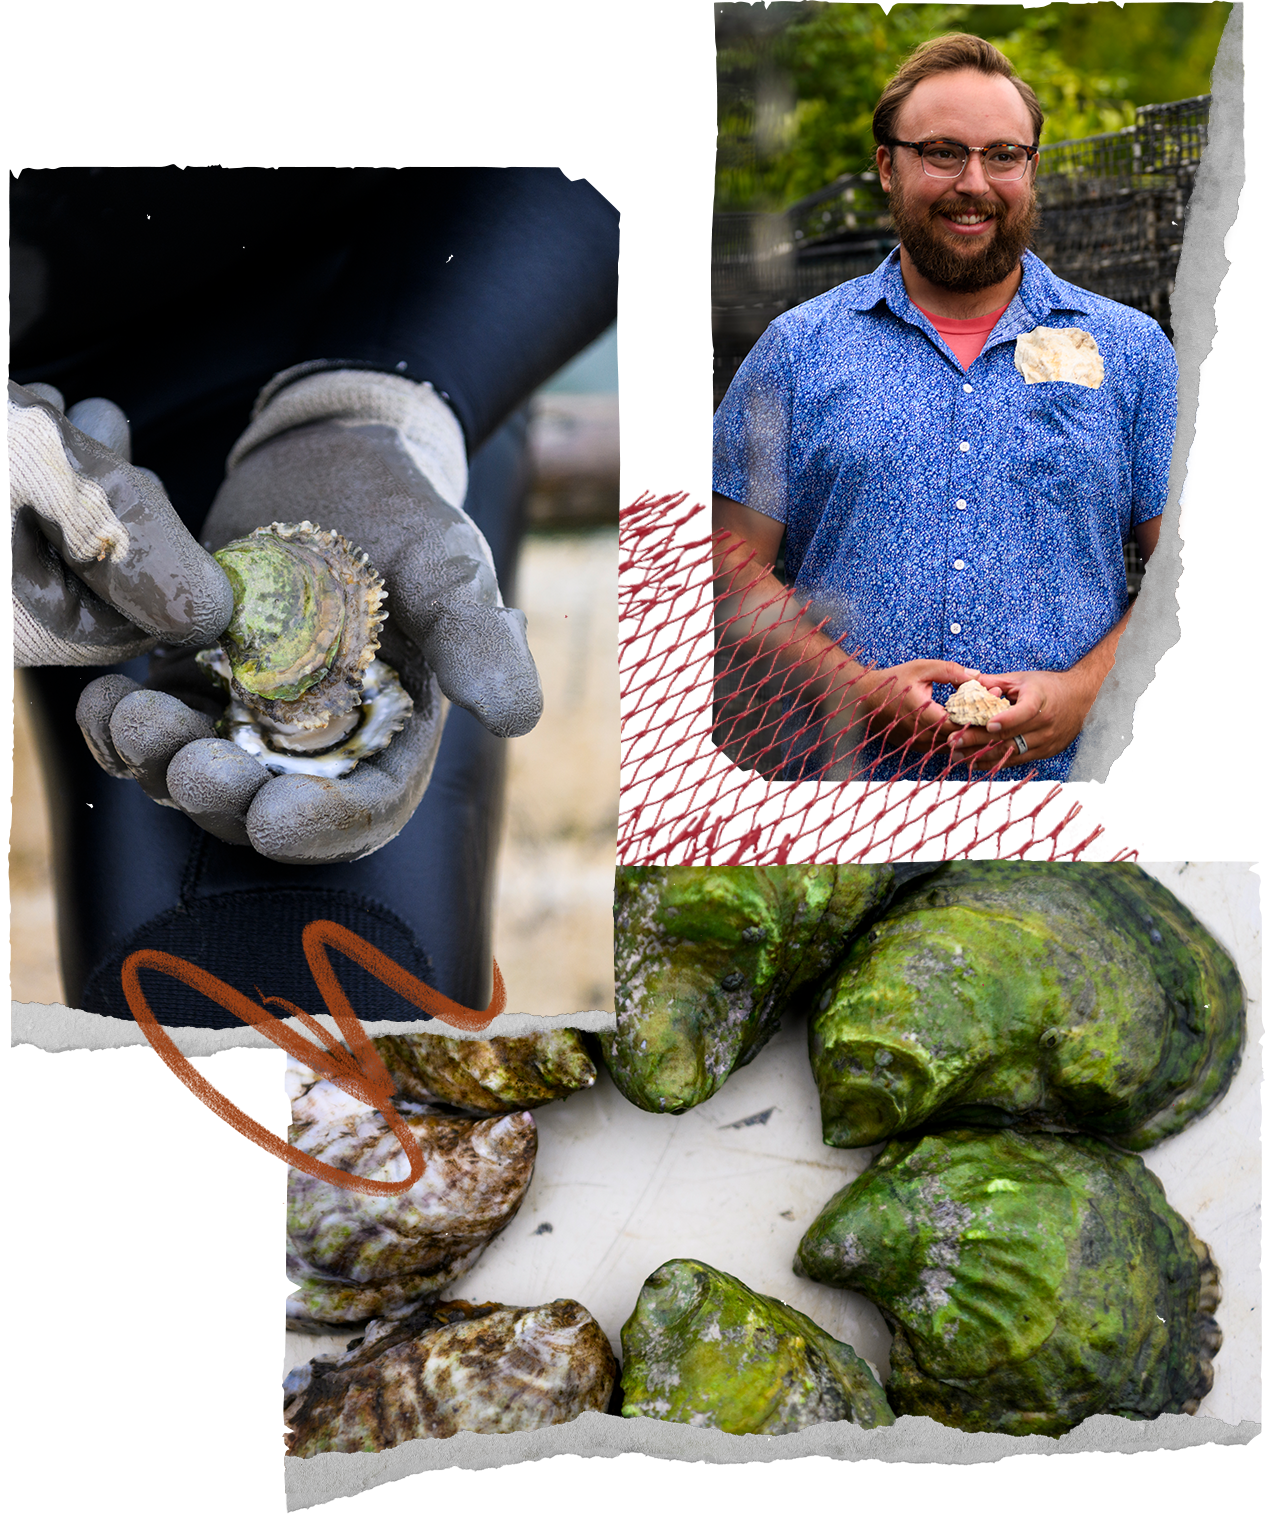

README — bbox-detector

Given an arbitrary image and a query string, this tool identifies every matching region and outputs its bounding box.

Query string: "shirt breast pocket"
[1008,382,1121,491]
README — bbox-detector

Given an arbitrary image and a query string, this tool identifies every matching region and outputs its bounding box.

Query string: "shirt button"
[954,559,965,569]
[950,622,962,634]
[959,441,970,451]
[956,499,967,509]
[963,383,973,393]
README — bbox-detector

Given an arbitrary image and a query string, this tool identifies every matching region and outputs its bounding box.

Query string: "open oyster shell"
[371,1029,597,1114]
[809,862,1245,1149]
[796,1129,1222,1436]
[620,1258,893,1434]
[604,865,908,1115]
[285,1297,617,1455]
[198,520,412,776]
[286,1096,537,1331]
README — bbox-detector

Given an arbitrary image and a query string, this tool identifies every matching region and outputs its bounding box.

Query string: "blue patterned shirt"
[713,249,1177,781]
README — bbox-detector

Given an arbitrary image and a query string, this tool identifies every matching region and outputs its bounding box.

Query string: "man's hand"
[847,658,982,761]
[10,382,233,665]
[946,670,1085,771]
[76,368,542,865]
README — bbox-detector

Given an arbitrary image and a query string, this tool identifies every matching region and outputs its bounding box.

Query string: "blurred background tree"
[717,1,1232,211]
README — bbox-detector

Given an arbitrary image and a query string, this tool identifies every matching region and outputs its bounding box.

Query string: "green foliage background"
[717,2,1232,211]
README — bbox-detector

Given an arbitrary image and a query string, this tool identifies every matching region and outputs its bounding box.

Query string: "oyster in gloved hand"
[620,1258,893,1434]
[605,864,905,1114]
[285,1297,617,1455]
[198,520,412,778]
[286,1078,537,1330]
[796,1129,1221,1436]
[810,862,1245,1149]
[372,1028,597,1113]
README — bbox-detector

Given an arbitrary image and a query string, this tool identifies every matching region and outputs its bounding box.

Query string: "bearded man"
[712,34,1176,781]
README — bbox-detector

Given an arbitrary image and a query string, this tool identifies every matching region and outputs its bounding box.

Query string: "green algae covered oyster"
[809,862,1244,1149]
[285,1296,617,1455]
[286,1090,537,1330]
[796,1129,1222,1436]
[606,864,904,1114]
[372,1028,597,1114]
[620,1259,893,1434]
[198,520,412,776]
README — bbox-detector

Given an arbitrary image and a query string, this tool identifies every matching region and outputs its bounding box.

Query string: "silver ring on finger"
[1014,735,1029,756]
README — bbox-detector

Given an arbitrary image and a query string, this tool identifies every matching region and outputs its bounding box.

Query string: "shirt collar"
[842,247,1097,330]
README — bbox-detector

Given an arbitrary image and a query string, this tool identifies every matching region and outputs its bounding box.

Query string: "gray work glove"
[76,366,543,865]
[9,381,233,665]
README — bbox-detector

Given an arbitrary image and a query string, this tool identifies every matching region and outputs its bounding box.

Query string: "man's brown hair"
[872,33,1044,148]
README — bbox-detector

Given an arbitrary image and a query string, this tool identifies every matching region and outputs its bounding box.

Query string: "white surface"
[285,862,1261,1428]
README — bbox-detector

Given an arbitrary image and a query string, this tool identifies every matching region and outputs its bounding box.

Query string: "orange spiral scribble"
[120,920,508,1195]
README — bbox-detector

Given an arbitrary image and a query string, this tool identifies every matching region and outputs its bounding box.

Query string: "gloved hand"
[10,381,233,665]
[76,365,543,865]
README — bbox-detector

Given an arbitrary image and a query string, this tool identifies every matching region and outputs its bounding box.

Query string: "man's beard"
[888,178,1037,294]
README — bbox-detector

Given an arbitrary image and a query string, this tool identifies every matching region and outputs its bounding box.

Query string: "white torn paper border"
[1075,11,1245,789]
[10,1001,617,1054]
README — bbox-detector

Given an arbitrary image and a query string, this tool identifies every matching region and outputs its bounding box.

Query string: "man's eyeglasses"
[887,139,1039,182]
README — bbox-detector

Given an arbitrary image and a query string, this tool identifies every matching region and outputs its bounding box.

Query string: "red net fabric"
[619,493,1133,866]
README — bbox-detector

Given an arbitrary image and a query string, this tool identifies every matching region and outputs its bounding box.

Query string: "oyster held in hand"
[605,865,903,1115]
[796,1129,1221,1436]
[809,862,1245,1149]
[198,520,412,777]
[286,1096,537,1330]
[372,1028,597,1113]
[285,1297,617,1455]
[620,1258,893,1434]
[944,678,1010,727]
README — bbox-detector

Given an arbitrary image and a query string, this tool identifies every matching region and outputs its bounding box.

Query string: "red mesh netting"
[619,493,1134,866]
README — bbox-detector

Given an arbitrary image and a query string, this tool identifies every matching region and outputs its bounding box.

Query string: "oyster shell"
[796,1129,1222,1436]
[285,1297,617,1455]
[604,865,904,1115]
[286,1096,537,1330]
[198,521,412,776]
[372,1029,597,1114]
[944,678,1011,727]
[620,1259,893,1434]
[809,862,1245,1149]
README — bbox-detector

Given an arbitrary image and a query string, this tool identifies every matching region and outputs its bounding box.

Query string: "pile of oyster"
[283,1028,615,1454]
[282,864,1245,1454]
[605,862,1243,1438]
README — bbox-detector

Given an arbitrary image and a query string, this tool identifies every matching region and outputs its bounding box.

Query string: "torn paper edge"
[10,1001,617,1054]
[283,1410,1261,1510]
[1070,7,1243,779]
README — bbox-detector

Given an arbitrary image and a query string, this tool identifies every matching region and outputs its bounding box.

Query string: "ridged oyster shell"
[199,520,412,775]
[796,1129,1221,1436]
[604,865,903,1115]
[285,1297,617,1455]
[285,1091,537,1331]
[620,1259,893,1433]
[944,678,1011,727]
[808,862,1245,1150]
[372,1029,598,1113]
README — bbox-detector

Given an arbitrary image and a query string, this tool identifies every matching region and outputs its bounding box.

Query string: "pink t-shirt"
[913,301,1010,370]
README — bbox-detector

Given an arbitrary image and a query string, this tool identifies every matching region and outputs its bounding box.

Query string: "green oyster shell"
[285,1297,617,1455]
[796,1129,1222,1436]
[809,862,1245,1149]
[212,521,387,730]
[286,1105,537,1330]
[372,1028,597,1113]
[620,1259,894,1434]
[606,864,901,1114]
